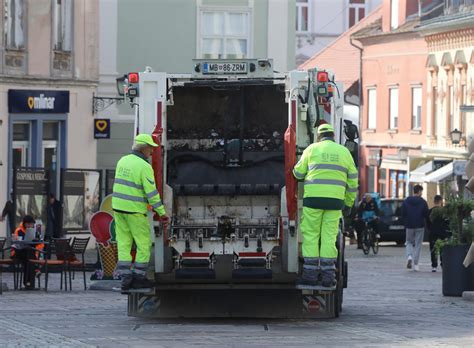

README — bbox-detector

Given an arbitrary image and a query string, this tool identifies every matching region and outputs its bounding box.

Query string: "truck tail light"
[128,72,139,84]
[317,71,329,83]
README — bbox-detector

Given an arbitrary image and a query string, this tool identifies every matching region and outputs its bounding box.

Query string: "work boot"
[320,258,336,288]
[120,274,133,291]
[130,274,155,289]
[321,278,337,288]
[298,258,320,286]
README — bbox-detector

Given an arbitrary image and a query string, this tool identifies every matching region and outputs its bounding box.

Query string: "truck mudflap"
[127,286,340,319]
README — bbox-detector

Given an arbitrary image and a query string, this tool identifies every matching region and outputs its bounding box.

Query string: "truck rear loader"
[121,59,359,318]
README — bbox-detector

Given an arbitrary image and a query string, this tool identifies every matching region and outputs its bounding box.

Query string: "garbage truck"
[121,59,359,318]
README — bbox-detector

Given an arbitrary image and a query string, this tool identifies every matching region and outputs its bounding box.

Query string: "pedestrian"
[112,134,169,291]
[293,123,358,287]
[11,215,44,289]
[401,184,429,271]
[0,191,15,241]
[46,193,62,240]
[427,195,449,272]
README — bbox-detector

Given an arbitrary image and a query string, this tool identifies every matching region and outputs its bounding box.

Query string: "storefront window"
[13,122,29,140]
[43,122,59,140]
[12,122,30,168]
[397,171,407,198]
[378,169,386,197]
[367,166,375,193]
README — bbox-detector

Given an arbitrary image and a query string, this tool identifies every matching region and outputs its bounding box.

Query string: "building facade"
[97,0,296,171]
[417,1,474,199]
[0,0,99,235]
[352,0,439,200]
[296,0,382,66]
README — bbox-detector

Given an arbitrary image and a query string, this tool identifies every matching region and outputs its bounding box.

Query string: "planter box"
[442,244,470,297]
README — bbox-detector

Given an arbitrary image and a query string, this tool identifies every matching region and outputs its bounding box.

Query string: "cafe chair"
[29,239,70,292]
[67,237,90,291]
[0,238,20,293]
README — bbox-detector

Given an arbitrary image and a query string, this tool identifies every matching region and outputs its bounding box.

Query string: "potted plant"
[432,195,474,296]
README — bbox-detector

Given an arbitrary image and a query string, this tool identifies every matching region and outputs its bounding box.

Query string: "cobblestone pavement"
[0,244,473,347]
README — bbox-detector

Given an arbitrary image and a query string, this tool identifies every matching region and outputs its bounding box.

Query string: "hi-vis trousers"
[114,212,151,276]
[300,207,341,259]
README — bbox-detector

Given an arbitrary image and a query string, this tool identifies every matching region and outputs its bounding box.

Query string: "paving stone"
[0,243,472,347]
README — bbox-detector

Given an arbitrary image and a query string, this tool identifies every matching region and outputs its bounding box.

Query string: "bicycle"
[361,218,379,255]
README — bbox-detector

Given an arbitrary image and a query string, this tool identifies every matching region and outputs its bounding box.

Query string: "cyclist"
[356,193,380,243]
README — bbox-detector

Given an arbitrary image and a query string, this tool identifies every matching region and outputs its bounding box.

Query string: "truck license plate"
[203,62,248,74]
[389,225,404,230]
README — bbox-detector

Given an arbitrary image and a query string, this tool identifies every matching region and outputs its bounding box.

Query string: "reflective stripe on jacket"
[112,151,166,216]
[292,139,358,208]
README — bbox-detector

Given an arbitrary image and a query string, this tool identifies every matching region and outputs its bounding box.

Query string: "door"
[12,141,29,168]
[43,122,60,194]
[42,141,58,171]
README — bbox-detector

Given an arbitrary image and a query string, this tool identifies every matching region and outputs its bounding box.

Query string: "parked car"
[379,198,405,245]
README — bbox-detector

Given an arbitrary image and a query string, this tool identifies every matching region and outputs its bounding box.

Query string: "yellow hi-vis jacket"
[293,139,358,210]
[112,151,166,216]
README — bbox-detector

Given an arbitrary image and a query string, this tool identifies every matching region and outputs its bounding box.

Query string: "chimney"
[382,0,422,33]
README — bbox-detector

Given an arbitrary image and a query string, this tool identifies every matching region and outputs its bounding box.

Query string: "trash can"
[442,244,470,296]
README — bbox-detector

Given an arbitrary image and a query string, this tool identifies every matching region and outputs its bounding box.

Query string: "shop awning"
[423,162,453,183]
[409,161,434,183]
[380,159,407,171]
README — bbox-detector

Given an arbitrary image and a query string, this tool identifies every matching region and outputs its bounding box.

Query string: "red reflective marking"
[238,252,266,257]
[291,100,296,127]
[182,252,210,258]
[308,300,320,312]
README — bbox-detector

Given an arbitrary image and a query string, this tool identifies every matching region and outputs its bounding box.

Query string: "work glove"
[159,215,170,227]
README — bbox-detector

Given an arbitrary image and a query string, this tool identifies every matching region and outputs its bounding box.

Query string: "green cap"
[317,123,335,134]
[135,134,158,147]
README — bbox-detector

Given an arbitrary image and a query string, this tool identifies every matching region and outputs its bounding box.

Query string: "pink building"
[352,0,438,199]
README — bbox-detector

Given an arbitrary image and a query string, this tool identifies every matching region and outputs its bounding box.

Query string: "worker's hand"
[159,215,170,225]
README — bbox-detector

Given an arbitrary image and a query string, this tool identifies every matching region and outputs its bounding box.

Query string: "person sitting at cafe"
[12,215,44,289]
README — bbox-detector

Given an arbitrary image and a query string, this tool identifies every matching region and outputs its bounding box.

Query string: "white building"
[296,0,382,66]
[0,0,99,237]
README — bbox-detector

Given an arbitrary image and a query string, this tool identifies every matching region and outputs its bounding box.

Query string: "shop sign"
[13,167,50,225]
[368,149,382,167]
[433,160,450,171]
[8,89,69,113]
[94,118,111,139]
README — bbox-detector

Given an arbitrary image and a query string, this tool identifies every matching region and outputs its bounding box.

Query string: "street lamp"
[451,128,462,145]
[116,74,127,97]
[92,75,127,114]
